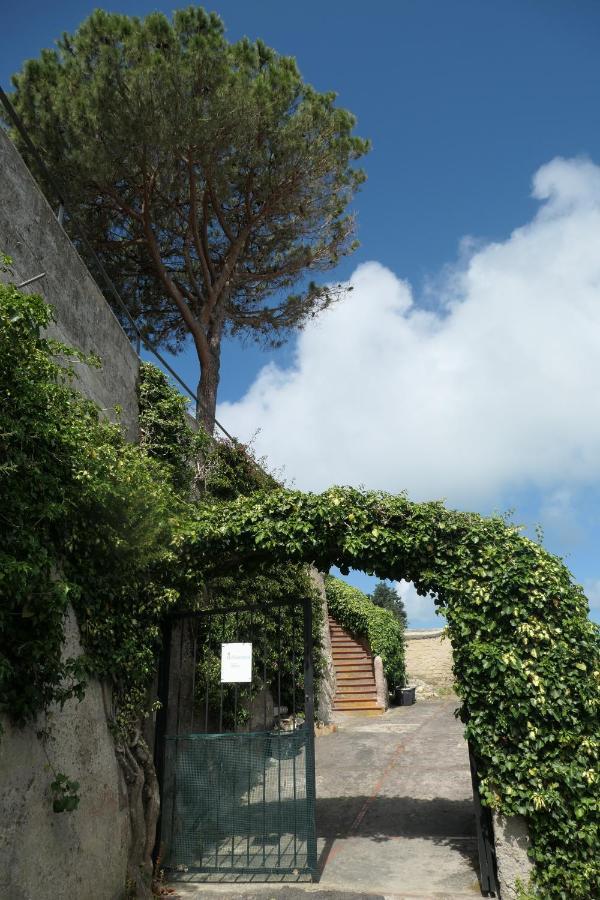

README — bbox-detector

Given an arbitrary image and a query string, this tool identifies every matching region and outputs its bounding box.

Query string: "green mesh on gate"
[161,728,316,875]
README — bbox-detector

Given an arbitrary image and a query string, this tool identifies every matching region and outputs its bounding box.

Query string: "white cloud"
[219,157,600,505]
[583,579,600,613]
[394,580,440,629]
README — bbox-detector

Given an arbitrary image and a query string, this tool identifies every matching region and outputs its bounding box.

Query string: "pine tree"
[7,8,369,432]
[371,581,408,627]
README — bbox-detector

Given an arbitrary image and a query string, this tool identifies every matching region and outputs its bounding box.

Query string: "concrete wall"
[493,814,534,900]
[0,611,130,900]
[0,130,138,898]
[0,129,139,439]
[311,570,336,724]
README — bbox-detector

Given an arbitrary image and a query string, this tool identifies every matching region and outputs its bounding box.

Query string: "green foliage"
[50,773,81,813]
[325,576,406,690]
[370,580,407,627]
[180,487,600,898]
[0,286,320,741]
[0,283,182,734]
[3,287,599,893]
[7,6,370,429]
[138,359,275,500]
[137,361,199,494]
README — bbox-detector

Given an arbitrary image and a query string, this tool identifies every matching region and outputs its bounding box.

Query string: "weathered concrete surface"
[373,655,388,710]
[0,129,139,439]
[0,610,130,900]
[169,700,482,899]
[492,814,534,899]
[172,887,474,899]
[0,130,138,898]
[312,569,336,725]
[405,630,455,699]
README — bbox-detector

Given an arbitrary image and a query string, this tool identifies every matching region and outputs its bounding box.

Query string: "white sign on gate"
[220,642,252,683]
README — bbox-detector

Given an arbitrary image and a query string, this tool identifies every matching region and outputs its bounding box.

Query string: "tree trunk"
[116,728,161,899]
[196,328,222,435]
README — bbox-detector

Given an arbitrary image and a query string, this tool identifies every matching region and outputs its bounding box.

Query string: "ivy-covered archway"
[3,281,598,898]
[179,486,600,898]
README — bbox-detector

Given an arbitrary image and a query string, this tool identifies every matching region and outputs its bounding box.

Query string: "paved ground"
[169,699,482,899]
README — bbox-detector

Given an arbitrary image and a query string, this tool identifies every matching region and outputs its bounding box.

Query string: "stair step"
[332,654,369,660]
[330,639,364,646]
[331,643,368,650]
[333,659,373,672]
[334,656,372,664]
[336,695,378,703]
[335,671,373,678]
[335,684,377,697]
[333,699,383,709]
[334,708,385,717]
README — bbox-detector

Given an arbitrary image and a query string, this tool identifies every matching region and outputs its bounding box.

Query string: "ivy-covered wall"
[0,212,137,900]
[2,277,599,898]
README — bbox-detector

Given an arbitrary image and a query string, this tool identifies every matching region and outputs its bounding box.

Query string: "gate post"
[303,594,318,877]
[468,743,499,896]
[152,617,172,865]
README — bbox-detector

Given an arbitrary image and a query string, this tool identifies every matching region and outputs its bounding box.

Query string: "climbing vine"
[0,287,321,739]
[325,576,406,690]
[2,285,599,896]
[176,488,600,898]
[0,282,183,735]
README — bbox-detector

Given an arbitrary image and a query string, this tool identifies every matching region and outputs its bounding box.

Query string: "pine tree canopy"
[371,581,408,627]
[7,7,370,430]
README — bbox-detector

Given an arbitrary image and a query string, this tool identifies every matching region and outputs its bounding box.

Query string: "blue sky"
[3,1,600,625]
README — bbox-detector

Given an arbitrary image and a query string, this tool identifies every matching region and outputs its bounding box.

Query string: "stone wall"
[405,628,455,698]
[0,129,137,898]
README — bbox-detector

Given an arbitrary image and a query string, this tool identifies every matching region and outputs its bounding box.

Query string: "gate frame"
[152,593,318,878]
[468,743,499,896]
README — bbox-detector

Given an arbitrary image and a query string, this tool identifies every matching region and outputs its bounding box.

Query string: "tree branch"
[206,174,235,244]
[141,180,210,371]
[188,156,214,294]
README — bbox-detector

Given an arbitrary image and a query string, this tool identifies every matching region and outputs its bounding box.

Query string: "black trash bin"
[396,685,416,706]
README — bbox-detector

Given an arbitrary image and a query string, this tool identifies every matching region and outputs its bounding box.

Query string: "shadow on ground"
[316,794,478,877]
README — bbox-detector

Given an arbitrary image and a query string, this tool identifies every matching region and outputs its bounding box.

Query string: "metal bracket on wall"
[17,272,46,288]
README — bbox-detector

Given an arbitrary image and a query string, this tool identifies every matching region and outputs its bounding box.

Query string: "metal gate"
[154,595,317,878]
[468,744,499,897]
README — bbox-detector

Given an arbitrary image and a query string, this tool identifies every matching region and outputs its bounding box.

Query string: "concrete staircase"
[329,616,384,715]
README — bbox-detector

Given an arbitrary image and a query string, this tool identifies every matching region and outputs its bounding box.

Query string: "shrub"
[325,575,406,689]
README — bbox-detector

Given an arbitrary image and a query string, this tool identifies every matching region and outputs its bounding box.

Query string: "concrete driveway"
[169,699,482,899]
